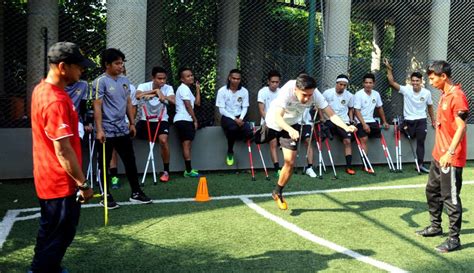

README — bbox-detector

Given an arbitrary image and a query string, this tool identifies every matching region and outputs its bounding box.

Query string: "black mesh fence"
[0,0,472,128]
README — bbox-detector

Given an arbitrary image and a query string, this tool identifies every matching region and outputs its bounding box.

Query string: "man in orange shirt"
[30,42,94,272]
[415,61,468,253]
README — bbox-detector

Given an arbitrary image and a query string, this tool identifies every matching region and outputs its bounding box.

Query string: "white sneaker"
[305,167,317,178]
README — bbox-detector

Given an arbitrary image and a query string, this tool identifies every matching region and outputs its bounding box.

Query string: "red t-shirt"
[432,85,468,167]
[31,80,82,199]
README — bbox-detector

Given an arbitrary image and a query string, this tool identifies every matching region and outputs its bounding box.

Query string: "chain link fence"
[1,0,472,128]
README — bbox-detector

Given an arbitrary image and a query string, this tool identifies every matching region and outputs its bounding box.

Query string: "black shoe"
[99,194,120,210]
[415,226,443,237]
[130,191,152,204]
[435,237,461,253]
[419,165,430,173]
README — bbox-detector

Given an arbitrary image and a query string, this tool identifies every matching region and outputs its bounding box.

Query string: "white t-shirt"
[135,82,175,122]
[266,80,328,131]
[322,88,354,123]
[174,83,195,122]
[257,86,280,124]
[399,85,433,120]
[298,108,313,125]
[215,86,249,118]
[353,89,383,123]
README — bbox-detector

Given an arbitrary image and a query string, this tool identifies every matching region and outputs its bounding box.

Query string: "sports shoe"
[419,165,430,174]
[111,176,120,189]
[129,191,152,204]
[159,171,170,183]
[435,237,461,253]
[272,190,288,210]
[184,169,200,178]
[345,168,356,175]
[99,194,120,210]
[364,167,375,174]
[274,169,281,178]
[305,167,317,178]
[226,153,234,166]
[415,226,443,237]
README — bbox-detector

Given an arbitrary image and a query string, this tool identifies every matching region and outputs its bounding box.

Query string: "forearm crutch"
[324,138,337,179]
[304,109,319,174]
[253,126,269,180]
[354,133,375,174]
[295,115,305,174]
[379,126,395,172]
[393,117,402,172]
[402,126,421,175]
[86,133,96,186]
[247,138,256,181]
[314,123,327,179]
[141,105,165,186]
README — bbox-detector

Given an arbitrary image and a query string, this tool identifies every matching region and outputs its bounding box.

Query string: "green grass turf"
[1,161,473,272]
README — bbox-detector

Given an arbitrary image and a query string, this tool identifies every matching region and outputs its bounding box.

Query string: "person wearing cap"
[415,61,468,253]
[384,59,435,173]
[353,73,390,173]
[216,69,253,166]
[30,41,94,273]
[93,48,152,209]
[134,66,176,182]
[321,74,356,175]
[257,70,282,177]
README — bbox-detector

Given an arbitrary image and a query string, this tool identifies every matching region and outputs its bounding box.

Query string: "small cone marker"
[195,176,210,202]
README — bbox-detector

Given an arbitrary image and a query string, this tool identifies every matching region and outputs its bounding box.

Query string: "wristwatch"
[78,180,91,191]
[448,148,455,155]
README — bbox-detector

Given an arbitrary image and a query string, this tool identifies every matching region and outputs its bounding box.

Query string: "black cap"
[48,42,95,68]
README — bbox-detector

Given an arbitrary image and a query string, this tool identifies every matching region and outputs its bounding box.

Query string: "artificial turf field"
[1,162,473,272]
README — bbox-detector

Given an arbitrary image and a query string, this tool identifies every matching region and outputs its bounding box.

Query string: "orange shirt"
[432,85,468,167]
[31,80,82,199]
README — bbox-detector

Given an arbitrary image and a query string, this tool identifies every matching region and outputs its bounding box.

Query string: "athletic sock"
[109,167,118,176]
[345,155,352,168]
[185,160,192,172]
[307,164,313,169]
[273,162,280,170]
[163,163,170,173]
[274,184,284,196]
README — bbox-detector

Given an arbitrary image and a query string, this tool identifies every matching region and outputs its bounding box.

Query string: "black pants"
[98,135,141,194]
[30,194,80,273]
[426,160,463,238]
[403,118,427,166]
[221,116,253,153]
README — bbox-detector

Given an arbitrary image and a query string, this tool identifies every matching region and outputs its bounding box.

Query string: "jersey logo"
[75,88,82,95]
[123,84,129,91]
[372,99,376,104]
[109,86,116,92]
[58,123,69,130]
[442,102,448,110]
[420,97,425,102]
[237,97,243,103]
[341,99,346,105]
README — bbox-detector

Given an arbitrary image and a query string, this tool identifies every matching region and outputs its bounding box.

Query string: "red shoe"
[364,168,375,174]
[345,168,356,175]
[159,171,170,183]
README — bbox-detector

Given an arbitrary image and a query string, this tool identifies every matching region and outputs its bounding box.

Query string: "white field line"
[241,197,407,273]
[1,180,473,250]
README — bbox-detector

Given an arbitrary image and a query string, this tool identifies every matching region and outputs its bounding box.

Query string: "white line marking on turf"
[240,197,408,273]
[1,180,473,249]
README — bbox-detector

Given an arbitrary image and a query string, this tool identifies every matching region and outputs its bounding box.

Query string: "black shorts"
[255,124,300,151]
[136,120,170,140]
[174,120,196,142]
[325,120,353,140]
[356,122,381,138]
[293,124,312,140]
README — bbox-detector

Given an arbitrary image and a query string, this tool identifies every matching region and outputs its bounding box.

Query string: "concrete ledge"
[1,125,473,179]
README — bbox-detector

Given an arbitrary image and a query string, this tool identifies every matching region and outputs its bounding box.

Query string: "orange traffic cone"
[195,176,210,202]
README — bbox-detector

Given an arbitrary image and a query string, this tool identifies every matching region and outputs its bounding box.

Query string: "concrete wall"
[1,125,474,179]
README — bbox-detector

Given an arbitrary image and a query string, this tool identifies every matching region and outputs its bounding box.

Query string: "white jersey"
[322,88,354,123]
[353,89,383,123]
[257,86,280,124]
[174,83,195,122]
[266,80,328,131]
[215,85,249,117]
[135,82,174,122]
[399,85,433,120]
